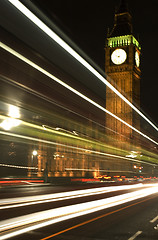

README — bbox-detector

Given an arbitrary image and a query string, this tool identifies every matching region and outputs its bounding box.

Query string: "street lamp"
[30,150,38,177]
[32,150,38,156]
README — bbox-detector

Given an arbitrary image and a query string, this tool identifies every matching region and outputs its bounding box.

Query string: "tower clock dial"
[111,49,127,65]
[135,51,140,67]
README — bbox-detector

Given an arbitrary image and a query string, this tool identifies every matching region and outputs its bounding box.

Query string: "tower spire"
[109,0,133,37]
[116,0,128,14]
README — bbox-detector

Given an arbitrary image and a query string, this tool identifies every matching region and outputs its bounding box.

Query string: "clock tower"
[105,0,141,143]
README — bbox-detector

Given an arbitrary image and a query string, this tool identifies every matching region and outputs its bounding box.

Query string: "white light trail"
[0,163,38,170]
[0,184,158,239]
[0,184,143,210]
[0,42,157,146]
[7,0,158,133]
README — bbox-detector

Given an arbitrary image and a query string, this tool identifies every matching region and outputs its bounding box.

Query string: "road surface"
[0,183,158,239]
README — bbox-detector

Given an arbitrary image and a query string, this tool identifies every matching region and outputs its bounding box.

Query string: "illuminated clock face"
[111,49,127,65]
[135,51,140,67]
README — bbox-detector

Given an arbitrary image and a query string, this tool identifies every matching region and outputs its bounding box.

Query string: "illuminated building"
[1,0,156,180]
[105,0,141,143]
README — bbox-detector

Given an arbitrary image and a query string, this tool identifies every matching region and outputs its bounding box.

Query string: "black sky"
[32,0,158,125]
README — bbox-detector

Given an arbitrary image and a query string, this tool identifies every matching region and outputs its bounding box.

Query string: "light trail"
[0,113,137,161]
[0,114,84,141]
[7,0,158,132]
[0,114,130,160]
[0,163,38,170]
[0,108,157,164]
[0,184,158,239]
[0,42,157,146]
[65,168,135,173]
[0,77,132,144]
[0,129,157,166]
[0,184,143,210]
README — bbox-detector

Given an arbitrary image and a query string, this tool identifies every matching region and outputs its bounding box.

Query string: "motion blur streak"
[1,184,158,240]
[0,42,157,146]
[0,163,38,170]
[0,129,156,166]
[0,184,143,210]
[7,0,158,132]
[1,113,157,165]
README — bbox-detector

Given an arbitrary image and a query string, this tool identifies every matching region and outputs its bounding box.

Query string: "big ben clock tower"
[105,0,141,143]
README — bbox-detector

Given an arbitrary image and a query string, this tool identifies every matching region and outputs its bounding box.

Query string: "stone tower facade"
[105,0,141,143]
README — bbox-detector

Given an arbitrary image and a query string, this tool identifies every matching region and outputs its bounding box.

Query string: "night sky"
[32,0,158,125]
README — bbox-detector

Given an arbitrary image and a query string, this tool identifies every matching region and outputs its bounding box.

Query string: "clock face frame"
[111,49,127,65]
[135,51,140,67]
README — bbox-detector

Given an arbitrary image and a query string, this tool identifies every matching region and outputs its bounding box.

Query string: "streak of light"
[0,163,38,170]
[0,77,130,144]
[1,184,158,239]
[0,42,157,146]
[0,114,81,141]
[0,184,143,210]
[42,125,78,136]
[0,114,127,160]
[40,198,152,240]
[65,168,134,173]
[7,0,158,132]
[0,179,44,185]
[0,110,157,163]
[0,129,156,166]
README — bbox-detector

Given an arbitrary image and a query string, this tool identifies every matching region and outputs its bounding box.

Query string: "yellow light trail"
[0,124,157,166]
